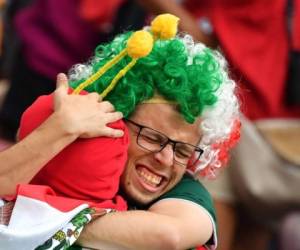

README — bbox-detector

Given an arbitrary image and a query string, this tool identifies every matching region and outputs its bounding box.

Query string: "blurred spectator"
[138,1,300,250]
[0,0,146,141]
[0,0,6,55]
[278,212,300,250]
[0,0,11,149]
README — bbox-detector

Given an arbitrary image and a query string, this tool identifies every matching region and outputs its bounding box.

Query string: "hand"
[53,73,124,138]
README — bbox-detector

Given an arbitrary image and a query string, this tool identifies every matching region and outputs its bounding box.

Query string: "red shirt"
[19,91,129,210]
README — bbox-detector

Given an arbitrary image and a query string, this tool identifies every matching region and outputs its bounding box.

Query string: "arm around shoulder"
[78,199,213,250]
[149,198,214,249]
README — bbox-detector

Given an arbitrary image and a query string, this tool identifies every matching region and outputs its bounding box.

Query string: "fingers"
[102,127,124,138]
[103,111,124,138]
[98,101,115,112]
[88,92,101,101]
[86,93,110,108]
[104,111,123,123]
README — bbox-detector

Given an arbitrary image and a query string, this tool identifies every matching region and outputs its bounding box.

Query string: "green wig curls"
[69,32,223,124]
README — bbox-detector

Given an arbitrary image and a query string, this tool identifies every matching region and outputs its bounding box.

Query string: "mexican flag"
[0,184,110,250]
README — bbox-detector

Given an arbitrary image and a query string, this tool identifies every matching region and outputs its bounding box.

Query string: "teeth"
[137,169,162,187]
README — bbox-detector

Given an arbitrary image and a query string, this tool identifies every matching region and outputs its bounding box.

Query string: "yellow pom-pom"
[127,30,154,59]
[151,13,179,40]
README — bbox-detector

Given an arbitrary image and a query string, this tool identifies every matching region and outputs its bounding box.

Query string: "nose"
[153,143,174,167]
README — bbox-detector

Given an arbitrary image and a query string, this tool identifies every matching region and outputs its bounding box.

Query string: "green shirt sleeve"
[154,174,217,249]
[158,174,216,222]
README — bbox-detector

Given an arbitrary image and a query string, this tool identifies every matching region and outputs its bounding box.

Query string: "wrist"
[49,110,80,141]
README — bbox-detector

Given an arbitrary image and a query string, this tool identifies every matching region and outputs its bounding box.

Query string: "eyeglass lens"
[137,127,202,166]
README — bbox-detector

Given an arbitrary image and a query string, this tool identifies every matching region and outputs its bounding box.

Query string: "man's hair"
[69,32,240,179]
[69,32,223,124]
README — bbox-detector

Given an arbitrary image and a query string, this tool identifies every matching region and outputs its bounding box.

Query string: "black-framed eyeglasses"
[125,119,204,167]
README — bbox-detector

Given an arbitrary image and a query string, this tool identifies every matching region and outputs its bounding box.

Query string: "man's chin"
[135,196,157,206]
[121,187,158,208]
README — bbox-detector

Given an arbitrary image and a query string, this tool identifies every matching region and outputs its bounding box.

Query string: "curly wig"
[69,31,240,179]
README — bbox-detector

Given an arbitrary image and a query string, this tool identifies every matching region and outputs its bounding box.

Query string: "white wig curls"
[180,34,241,179]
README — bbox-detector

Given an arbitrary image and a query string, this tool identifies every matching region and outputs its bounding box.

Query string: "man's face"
[120,103,202,205]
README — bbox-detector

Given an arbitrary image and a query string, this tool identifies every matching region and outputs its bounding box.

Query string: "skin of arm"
[136,0,218,47]
[78,199,213,250]
[0,73,123,196]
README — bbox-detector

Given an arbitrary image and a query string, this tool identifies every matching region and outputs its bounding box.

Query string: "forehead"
[130,104,202,145]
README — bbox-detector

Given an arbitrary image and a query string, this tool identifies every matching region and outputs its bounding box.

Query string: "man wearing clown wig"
[0,14,240,250]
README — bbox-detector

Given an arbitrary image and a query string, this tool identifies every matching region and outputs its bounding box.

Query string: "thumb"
[56,73,69,96]
[54,73,69,110]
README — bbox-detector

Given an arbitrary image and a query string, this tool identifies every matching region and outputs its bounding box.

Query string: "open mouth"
[136,165,165,192]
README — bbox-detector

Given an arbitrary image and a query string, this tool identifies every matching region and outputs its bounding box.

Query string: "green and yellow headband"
[72,14,179,99]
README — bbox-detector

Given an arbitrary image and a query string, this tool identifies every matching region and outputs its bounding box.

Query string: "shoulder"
[157,174,216,222]
[150,175,218,249]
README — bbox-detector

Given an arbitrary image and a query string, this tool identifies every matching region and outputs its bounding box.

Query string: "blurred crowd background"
[0,1,299,250]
